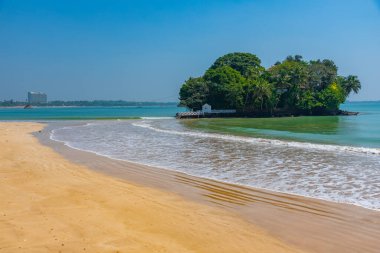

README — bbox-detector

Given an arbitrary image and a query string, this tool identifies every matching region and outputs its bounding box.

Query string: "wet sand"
[0,122,303,252]
[40,122,380,253]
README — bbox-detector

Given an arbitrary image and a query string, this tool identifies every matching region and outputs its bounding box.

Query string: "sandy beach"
[1,122,380,253]
[0,122,304,252]
[43,121,380,253]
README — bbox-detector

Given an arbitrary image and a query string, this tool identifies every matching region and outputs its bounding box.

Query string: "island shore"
[176,109,358,119]
[0,122,303,252]
[1,122,379,252]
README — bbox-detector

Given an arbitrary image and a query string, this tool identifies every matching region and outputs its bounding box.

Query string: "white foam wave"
[132,121,380,156]
[48,121,380,211]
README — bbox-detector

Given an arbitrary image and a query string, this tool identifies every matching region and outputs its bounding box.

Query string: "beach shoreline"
[0,122,304,253]
[0,123,380,252]
[40,121,380,253]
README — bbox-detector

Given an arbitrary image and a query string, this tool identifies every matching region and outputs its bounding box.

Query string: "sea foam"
[131,121,380,156]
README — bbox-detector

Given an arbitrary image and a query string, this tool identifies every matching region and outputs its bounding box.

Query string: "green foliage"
[178,52,361,115]
[286,55,303,62]
[243,78,274,111]
[296,91,321,113]
[308,59,338,90]
[268,59,308,89]
[179,77,209,111]
[267,59,308,109]
[317,83,346,111]
[210,52,264,78]
[204,66,247,109]
[338,75,361,96]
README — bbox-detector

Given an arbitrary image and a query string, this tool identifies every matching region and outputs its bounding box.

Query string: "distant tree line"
[179,53,361,115]
[0,100,177,107]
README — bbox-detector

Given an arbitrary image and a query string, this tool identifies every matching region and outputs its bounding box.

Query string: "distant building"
[27,92,47,104]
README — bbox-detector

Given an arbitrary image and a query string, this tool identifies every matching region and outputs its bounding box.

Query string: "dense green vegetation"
[179,53,361,115]
[0,100,177,107]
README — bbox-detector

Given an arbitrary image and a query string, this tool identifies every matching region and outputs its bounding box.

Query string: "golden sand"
[0,122,303,253]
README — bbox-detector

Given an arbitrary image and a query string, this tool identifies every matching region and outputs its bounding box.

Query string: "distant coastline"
[346,100,380,103]
[0,100,178,107]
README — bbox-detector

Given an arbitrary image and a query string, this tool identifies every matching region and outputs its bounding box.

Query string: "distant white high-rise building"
[27,92,47,104]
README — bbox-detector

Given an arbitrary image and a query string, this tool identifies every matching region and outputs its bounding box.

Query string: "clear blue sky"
[0,0,379,101]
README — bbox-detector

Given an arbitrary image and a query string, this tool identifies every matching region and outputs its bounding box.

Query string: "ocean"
[0,105,186,120]
[185,102,380,148]
[2,102,379,210]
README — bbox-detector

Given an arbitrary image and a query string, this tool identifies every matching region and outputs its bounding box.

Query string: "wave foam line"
[49,123,380,211]
[49,126,380,211]
[132,121,380,155]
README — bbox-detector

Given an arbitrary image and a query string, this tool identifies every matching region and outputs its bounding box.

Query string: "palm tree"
[342,75,361,95]
[252,79,273,110]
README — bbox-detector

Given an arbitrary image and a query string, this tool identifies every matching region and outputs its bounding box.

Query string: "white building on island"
[201,104,236,114]
[202,103,212,113]
[176,104,236,118]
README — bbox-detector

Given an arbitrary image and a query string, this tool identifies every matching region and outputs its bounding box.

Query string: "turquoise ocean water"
[1,102,379,148]
[186,102,380,148]
[0,105,186,120]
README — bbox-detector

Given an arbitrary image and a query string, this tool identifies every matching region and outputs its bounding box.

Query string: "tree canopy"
[209,52,264,78]
[179,52,361,115]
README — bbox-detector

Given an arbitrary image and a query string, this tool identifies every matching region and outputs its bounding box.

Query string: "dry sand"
[0,122,303,252]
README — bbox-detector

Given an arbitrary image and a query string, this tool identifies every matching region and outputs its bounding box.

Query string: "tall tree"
[317,83,346,111]
[339,75,361,96]
[308,59,338,91]
[179,77,209,111]
[209,52,265,78]
[204,66,247,109]
[245,78,274,111]
[267,59,308,109]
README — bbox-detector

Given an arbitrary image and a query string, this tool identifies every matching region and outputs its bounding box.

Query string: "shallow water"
[185,102,380,148]
[51,117,380,210]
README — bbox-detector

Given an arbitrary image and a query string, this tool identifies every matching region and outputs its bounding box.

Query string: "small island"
[178,53,361,117]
